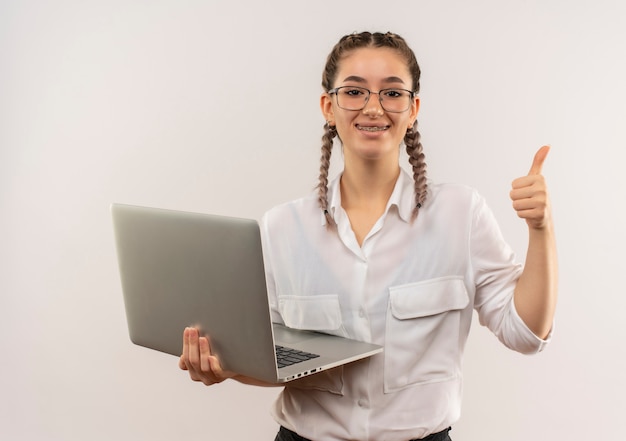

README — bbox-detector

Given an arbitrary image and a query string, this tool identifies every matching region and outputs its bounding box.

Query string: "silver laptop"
[111,203,382,383]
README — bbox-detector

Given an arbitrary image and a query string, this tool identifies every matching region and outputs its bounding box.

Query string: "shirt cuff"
[509,297,554,354]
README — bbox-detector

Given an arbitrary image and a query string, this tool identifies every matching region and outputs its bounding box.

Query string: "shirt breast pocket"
[278,294,347,336]
[384,276,469,393]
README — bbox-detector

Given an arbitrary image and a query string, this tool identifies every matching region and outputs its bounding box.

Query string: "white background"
[2,1,625,440]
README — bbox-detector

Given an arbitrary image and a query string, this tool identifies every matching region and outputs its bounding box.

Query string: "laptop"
[111,203,382,383]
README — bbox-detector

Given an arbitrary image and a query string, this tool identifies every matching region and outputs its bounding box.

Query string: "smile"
[356,124,390,132]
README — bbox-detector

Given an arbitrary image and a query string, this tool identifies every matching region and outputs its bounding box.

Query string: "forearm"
[513,221,558,339]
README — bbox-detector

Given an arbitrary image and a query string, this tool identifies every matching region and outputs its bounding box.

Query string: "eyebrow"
[341,75,407,85]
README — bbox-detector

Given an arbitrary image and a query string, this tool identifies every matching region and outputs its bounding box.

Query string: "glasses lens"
[379,89,412,112]
[335,86,369,111]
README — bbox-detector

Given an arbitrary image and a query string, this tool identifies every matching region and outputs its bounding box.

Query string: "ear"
[408,96,420,127]
[320,92,335,124]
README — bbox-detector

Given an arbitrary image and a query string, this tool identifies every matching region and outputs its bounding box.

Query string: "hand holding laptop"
[179,327,235,386]
[179,327,280,387]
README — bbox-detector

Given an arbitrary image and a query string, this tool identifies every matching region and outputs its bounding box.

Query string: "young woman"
[180,31,557,441]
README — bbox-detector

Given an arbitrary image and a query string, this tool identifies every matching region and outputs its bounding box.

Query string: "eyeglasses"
[328,86,416,113]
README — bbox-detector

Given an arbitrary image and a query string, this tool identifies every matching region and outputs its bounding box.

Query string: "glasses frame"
[328,86,417,113]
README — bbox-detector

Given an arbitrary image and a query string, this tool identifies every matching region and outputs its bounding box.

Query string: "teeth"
[358,125,388,132]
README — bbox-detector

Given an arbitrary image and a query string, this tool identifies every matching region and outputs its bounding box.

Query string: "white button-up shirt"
[260,170,550,441]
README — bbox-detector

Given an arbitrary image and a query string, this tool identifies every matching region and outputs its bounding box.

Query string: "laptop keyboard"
[275,345,320,368]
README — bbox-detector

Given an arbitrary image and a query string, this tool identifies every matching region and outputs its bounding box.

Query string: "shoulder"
[261,192,320,229]
[426,182,483,209]
[419,182,493,231]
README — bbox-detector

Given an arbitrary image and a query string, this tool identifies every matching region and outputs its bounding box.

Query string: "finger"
[179,355,188,370]
[180,327,190,369]
[511,175,537,191]
[510,186,533,201]
[510,176,545,198]
[204,337,228,383]
[199,337,212,373]
[516,208,543,222]
[187,328,201,370]
[512,196,545,212]
[528,145,550,175]
[208,356,224,381]
[204,337,235,382]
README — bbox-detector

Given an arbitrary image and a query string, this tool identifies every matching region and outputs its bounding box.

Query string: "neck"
[340,159,400,209]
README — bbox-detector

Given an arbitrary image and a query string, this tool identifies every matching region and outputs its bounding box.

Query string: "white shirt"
[260,170,550,441]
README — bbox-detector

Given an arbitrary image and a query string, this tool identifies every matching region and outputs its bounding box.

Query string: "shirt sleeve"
[470,192,551,354]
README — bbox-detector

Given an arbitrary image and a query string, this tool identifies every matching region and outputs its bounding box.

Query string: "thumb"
[528,145,550,175]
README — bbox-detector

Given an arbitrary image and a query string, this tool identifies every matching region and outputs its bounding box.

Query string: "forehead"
[336,47,411,85]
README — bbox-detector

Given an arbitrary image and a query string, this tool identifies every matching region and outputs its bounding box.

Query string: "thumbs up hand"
[510,146,552,230]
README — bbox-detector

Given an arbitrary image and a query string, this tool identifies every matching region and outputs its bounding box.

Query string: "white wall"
[2,1,624,440]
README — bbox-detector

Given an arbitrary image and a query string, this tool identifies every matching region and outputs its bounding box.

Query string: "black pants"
[274,426,452,441]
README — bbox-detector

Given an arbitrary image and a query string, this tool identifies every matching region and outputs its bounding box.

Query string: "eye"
[382,89,405,98]
[342,87,367,97]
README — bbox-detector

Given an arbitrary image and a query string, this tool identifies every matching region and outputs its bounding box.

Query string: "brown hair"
[318,31,428,226]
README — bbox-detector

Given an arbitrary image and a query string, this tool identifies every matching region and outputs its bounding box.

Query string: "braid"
[318,122,336,228]
[405,120,428,219]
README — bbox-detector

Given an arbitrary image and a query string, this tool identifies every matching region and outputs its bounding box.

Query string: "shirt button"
[359,308,366,318]
[357,399,369,408]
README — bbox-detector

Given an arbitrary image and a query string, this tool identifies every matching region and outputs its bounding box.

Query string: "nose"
[362,93,384,117]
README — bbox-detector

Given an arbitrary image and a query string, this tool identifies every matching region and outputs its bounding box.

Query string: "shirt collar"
[322,169,415,226]
[388,169,415,222]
